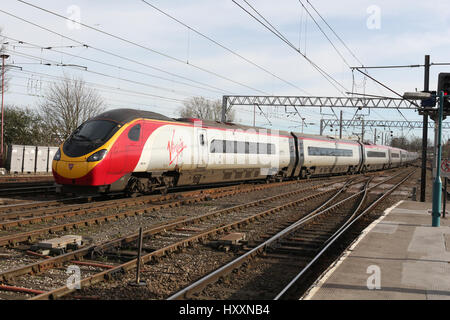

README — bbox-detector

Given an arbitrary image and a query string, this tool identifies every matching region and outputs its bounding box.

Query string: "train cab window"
[73,120,117,142]
[128,124,141,141]
[63,120,119,157]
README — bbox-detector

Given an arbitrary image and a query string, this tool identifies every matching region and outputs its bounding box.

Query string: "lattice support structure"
[221,95,422,122]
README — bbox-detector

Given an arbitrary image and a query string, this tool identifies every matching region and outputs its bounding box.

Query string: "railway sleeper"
[277,240,322,249]
[273,245,319,257]
[286,236,330,243]
[293,229,335,236]
[261,252,312,264]
[261,257,308,269]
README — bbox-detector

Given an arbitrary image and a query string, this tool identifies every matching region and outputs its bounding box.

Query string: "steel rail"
[28,179,353,299]
[0,178,337,246]
[0,178,345,284]
[167,170,410,300]
[166,177,361,300]
[0,185,56,196]
[274,169,415,299]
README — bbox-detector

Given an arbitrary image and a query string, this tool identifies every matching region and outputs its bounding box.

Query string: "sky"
[1,0,450,142]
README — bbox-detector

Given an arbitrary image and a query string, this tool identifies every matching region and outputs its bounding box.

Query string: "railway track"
[0,176,355,299]
[0,179,57,199]
[0,185,56,197]
[0,167,412,300]
[0,176,54,184]
[167,169,415,300]
[0,175,354,248]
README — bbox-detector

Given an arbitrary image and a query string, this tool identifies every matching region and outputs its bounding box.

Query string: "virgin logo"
[167,130,186,166]
[68,163,74,170]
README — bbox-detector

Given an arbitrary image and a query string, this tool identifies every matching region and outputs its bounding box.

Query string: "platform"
[303,200,450,300]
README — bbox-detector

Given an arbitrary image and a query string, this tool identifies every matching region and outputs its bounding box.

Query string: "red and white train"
[52,109,418,194]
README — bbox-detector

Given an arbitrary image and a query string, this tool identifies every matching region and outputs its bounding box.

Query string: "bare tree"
[179,96,235,122]
[390,136,409,149]
[39,75,105,141]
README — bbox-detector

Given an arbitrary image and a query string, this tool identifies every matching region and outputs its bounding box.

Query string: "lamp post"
[0,54,9,165]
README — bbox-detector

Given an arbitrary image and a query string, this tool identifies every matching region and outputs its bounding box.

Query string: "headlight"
[53,149,61,161]
[87,149,108,162]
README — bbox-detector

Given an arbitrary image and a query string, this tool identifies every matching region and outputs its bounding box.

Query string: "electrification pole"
[420,55,430,202]
[361,118,365,142]
[431,91,444,227]
[0,54,9,165]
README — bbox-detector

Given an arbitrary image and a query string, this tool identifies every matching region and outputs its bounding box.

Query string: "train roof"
[293,132,360,144]
[175,117,290,134]
[91,108,173,124]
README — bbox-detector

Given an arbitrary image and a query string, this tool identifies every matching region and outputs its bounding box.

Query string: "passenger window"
[128,124,141,141]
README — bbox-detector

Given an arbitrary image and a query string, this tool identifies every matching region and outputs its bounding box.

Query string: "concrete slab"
[303,200,450,300]
[38,235,82,249]
[218,232,246,245]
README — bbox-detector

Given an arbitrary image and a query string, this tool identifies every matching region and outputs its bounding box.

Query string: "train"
[52,108,419,195]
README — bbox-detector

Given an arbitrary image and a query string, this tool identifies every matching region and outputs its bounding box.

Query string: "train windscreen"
[63,120,119,157]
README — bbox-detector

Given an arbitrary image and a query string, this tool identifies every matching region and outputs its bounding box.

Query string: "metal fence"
[6,144,59,174]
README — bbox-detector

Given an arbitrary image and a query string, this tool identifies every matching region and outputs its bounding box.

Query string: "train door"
[387,149,392,168]
[357,142,365,173]
[289,134,299,178]
[197,128,208,168]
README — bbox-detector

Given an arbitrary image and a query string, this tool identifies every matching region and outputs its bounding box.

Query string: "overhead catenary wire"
[8,71,186,104]
[232,0,352,135]
[9,67,185,104]
[4,48,213,99]
[305,0,365,68]
[299,1,415,129]
[298,0,351,68]
[233,0,349,95]
[2,36,226,95]
[354,68,418,127]
[6,84,181,115]
[2,36,226,96]
[4,1,418,132]
[15,0,270,95]
[139,0,310,95]
[0,8,233,95]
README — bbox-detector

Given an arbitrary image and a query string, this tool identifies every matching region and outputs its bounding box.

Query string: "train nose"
[53,159,90,179]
